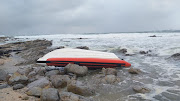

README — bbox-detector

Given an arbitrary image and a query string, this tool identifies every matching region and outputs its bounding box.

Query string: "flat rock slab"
[27,77,50,89]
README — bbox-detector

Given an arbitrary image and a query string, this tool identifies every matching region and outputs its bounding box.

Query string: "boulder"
[0,69,8,81]
[13,84,24,90]
[8,72,28,85]
[132,85,150,93]
[26,87,42,97]
[128,68,141,74]
[103,75,117,84]
[60,92,93,101]
[17,67,33,76]
[40,88,60,101]
[102,68,117,76]
[0,83,9,89]
[67,80,95,96]
[65,64,88,77]
[50,75,70,88]
[45,70,60,77]
[21,96,29,100]
[27,77,50,89]
[76,46,89,50]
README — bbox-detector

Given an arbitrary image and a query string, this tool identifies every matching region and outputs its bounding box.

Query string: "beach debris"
[60,92,93,101]
[67,80,95,96]
[40,88,60,101]
[0,69,8,81]
[65,64,88,77]
[149,35,157,37]
[8,72,28,85]
[76,46,89,50]
[26,87,42,97]
[13,84,24,90]
[102,68,117,76]
[50,75,70,88]
[27,77,50,89]
[132,85,150,93]
[128,68,141,74]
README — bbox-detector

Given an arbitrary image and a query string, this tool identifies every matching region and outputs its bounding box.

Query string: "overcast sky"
[0,0,180,35]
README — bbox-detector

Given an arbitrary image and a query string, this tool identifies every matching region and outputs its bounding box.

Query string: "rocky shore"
[1,38,179,101]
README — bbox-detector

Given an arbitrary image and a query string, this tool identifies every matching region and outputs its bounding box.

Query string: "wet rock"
[0,69,8,81]
[41,88,60,101]
[55,46,65,49]
[65,64,88,77]
[103,75,117,84]
[149,35,157,37]
[13,84,24,90]
[67,80,95,96]
[27,77,50,89]
[0,83,9,89]
[170,53,180,60]
[8,72,28,85]
[45,70,60,77]
[17,67,33,76]
[50,75,70,88]
[118,48,127,54]
[26,87,42,97]
[139,51,148,54]
[76,46,89,50]
[128,68,141,74]
[161,92,180,101]
[132,85,150,93]
[102,68,117,76]
[60,92,93,101]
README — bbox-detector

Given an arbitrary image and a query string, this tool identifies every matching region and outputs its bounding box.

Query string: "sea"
[1,32,180,101]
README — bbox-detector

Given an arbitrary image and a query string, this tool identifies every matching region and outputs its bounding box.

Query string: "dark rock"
[13,84,24,90]
[50,75,70,88]
[60,92,93,101]
[128,68,141,74]
[45,70,60,77]
[76,46,89,50]
[132,85,150,93]
[67,80,95,96]
[26,87,42,97]
[27,77,50,89]
[55,46,65,49]
[65,64,88,77]
[0,69,8,81]
[170,53,180,60]
[0,83,9,89]
[118,48,127,54]
[8,72,28,85]
[139,51,148,54]
[149,35,157,37]
[102,68,117,76]
[41,88,60,101]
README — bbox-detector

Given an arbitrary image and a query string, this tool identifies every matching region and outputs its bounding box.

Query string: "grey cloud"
[0,0,180,35]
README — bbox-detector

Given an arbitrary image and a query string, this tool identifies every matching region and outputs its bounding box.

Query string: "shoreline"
[0,37,180,101]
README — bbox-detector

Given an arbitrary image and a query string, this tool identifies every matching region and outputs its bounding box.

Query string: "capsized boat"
[37,48,131,68]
